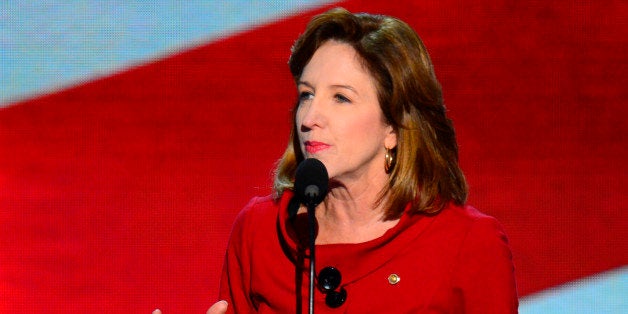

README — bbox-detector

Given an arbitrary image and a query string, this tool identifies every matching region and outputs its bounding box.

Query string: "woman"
[213,7,517,313]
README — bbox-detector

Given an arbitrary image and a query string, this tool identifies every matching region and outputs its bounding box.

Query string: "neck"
[313,181,398,244]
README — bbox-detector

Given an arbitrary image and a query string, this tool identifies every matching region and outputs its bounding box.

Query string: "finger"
[152,310,162,314]
[207,300,228,314]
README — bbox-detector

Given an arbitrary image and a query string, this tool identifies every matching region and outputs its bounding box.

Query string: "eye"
[334,93,351,104]
[299,91,314,103]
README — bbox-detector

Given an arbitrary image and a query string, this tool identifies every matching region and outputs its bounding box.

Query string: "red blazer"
[218,191,518,313]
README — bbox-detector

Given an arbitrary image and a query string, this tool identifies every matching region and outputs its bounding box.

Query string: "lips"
[304,141,330,154]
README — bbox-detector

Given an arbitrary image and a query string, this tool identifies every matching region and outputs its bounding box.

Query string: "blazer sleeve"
[452,214,519,313]
[218,198,259,313]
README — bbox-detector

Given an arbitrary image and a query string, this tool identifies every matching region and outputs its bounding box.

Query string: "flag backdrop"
[1,1,626,313]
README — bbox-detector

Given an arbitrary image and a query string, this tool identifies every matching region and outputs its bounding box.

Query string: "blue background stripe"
[0,0,338,106]
[520,266,627,313]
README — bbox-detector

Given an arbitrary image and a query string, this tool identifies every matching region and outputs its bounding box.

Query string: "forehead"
[301,41,376,89]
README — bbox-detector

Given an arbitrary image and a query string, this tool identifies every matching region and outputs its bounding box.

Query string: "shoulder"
[444,205,519,312]
[232,194,278,228]
[239,194,277,217]
[228,195,279,242]
[443,204,514,272]
[433,204,512,264]
[462,205,509,244]
[440,204,507,239]
[444,204,495,223]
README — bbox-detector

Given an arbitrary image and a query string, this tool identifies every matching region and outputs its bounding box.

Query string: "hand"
[206,300,228,314]
[152,300,228,314]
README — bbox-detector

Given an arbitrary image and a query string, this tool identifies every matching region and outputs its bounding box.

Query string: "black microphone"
[294,158,328,314]
[295,158,329,207]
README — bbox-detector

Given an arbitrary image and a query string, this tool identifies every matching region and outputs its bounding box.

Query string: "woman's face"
[296,40,397,185]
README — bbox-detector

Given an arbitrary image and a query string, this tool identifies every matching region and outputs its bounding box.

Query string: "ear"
[384,125,397,149]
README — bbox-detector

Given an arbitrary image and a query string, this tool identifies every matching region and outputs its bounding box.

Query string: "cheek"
[294,110,302,128]
[294,109,304,138]
[345,116,387,140]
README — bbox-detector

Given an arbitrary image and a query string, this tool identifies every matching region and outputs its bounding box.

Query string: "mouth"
[304,141,330,154]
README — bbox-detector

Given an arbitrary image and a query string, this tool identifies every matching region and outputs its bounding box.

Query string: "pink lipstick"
[304,141,330,154]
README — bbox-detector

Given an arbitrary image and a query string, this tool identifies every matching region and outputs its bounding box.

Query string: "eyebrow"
[297,80,357,94]
[297,80,313,89]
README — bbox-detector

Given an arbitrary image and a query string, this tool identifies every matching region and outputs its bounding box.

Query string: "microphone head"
[294,158,329,207]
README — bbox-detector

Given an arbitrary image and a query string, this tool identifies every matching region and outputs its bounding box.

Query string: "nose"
[298,97,325,132]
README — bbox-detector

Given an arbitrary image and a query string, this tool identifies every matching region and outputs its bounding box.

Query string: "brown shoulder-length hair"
[273,7,467,219]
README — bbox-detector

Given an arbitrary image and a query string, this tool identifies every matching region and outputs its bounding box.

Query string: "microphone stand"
[294,158,328,314]
[307,201,316,314]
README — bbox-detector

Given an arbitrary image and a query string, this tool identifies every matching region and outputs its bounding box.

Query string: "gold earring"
[385,147,396,174]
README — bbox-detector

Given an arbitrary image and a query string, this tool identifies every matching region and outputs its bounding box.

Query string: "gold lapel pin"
[388,274,400,285]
